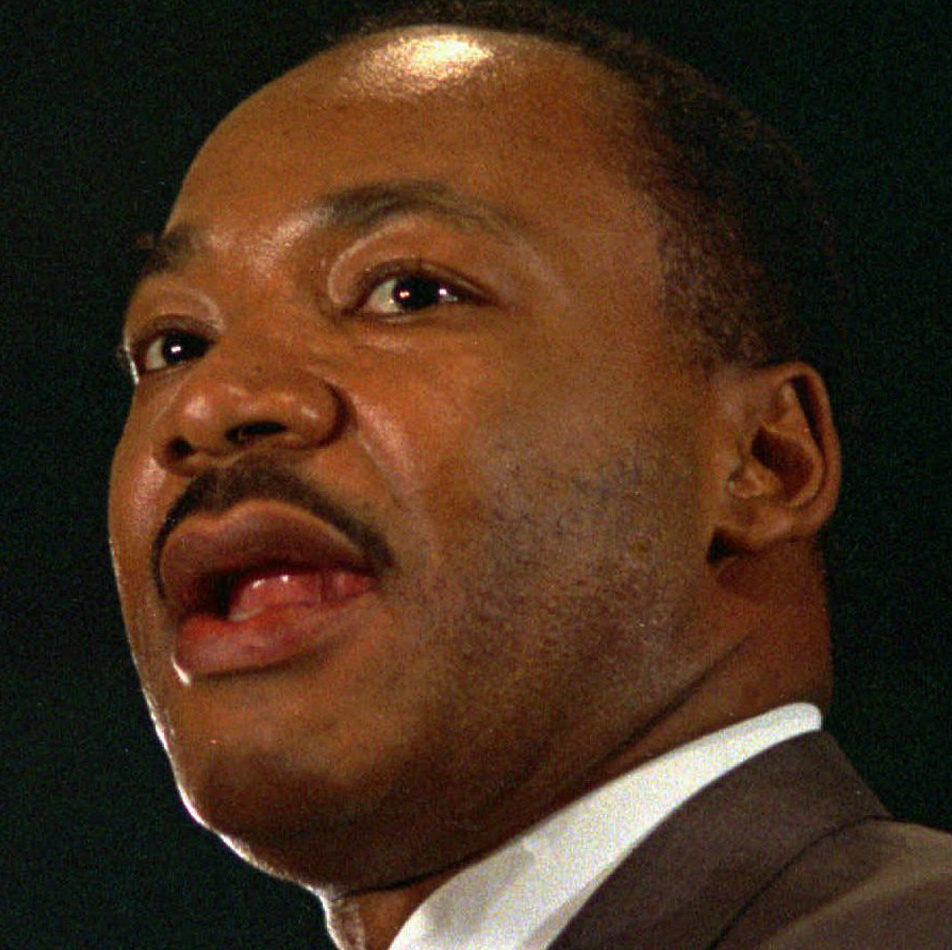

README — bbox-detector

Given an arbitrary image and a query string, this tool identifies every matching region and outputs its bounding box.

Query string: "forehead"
[169,28,643,239]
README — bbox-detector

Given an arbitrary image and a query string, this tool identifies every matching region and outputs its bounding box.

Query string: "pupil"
[393,276,444,310]
[163,333,203,364]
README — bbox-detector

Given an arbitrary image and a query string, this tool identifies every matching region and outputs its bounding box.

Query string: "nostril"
[226,420,287,445]
[169,437,193,460]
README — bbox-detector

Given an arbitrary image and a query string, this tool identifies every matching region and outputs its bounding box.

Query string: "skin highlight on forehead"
[333,30,498,93]
[217,26,639,183]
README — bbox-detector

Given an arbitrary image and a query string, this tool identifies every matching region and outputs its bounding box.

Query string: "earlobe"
[712,363,841,556]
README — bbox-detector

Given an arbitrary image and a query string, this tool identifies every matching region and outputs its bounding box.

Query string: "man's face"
[110,30,721,889]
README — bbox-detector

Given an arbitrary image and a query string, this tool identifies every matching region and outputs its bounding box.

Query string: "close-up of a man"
[106,2,952,947]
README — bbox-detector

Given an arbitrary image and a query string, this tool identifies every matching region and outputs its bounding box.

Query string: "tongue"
[226,568,371,621]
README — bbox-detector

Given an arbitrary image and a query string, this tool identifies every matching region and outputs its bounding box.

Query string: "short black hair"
[333,0,847,379]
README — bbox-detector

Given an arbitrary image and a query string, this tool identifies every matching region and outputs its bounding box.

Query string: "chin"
[174,751,350,881]
[166,730,432,889]
[172,719,380,827]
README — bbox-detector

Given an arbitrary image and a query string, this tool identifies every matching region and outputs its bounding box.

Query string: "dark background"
[3,0,949,947]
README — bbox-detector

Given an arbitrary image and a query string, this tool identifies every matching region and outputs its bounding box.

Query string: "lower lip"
[173,596,371,678]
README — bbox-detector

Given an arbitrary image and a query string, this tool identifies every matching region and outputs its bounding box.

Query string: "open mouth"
[157,501,380,677]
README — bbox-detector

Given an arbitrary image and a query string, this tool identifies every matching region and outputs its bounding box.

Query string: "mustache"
[151,458,394,595]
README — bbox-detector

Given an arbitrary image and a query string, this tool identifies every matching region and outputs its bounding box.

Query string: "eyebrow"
[133,179,520,286]
[310,179,518,235]
[135,227,199,280]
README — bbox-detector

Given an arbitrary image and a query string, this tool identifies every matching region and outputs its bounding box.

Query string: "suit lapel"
[548,733,887,950]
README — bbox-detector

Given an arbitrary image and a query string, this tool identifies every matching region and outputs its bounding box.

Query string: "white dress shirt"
[390,703,822,950]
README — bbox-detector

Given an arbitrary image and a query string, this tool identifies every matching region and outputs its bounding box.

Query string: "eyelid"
[344,258,491,316]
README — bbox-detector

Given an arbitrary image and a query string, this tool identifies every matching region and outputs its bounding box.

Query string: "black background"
[3,1,950,947]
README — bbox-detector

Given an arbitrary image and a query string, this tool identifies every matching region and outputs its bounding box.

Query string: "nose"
[153,346,345,475]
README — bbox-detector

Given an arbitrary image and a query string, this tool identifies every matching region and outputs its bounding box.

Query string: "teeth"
[225,574,270,623]
[226,574,282,623]
[220,568,372,621]
[229,605,260,622]
[226,570,324,622]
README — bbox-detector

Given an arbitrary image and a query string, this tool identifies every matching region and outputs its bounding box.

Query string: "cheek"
[109,416,171,654]
[349,349,519,516]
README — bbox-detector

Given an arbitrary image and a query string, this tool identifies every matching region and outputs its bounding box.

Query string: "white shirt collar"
[390,703,822,950]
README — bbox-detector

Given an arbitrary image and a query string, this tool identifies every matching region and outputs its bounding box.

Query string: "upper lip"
[157,501,375,623]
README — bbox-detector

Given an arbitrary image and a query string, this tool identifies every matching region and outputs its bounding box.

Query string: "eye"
[135,329,210,375]
[361,273,473,318]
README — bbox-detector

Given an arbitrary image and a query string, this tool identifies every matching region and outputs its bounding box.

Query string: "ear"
[711,362,841,556]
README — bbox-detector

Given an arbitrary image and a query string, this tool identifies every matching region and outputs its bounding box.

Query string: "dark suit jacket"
[550,733,952,949]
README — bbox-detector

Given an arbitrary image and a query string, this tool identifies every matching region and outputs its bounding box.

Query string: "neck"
[320,871,455,950]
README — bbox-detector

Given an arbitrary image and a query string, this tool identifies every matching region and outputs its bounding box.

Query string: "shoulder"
[720,817,952,948]
[551,732,952,950]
